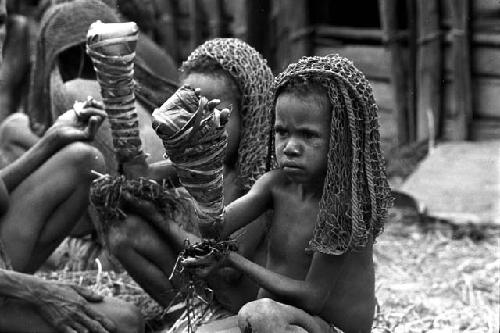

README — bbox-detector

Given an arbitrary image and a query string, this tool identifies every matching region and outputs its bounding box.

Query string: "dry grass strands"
[167,239,238,333]
[372,218,500,333]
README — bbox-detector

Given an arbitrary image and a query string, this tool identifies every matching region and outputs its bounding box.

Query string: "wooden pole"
[247,0,271,59]
[445,0,472,140]
[406,0,417,142]
[201,0,223,38]
[379,0,410,145]
[189,0,201,51]
[416,0,442,141]
[153,0,179,61]
[273,0,310,71]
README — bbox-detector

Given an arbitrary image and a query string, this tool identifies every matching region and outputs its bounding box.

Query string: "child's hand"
[180,250,229,278]
[47,97,106,145]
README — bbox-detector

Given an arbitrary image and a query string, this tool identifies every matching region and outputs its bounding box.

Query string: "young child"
[111,38,274,312]
[182,55,392,333]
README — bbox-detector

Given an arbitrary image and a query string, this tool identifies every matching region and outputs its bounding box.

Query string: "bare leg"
[238,298,333,333]
[0,142,105,273]
[0,296,144,333]
[108,215,179,307]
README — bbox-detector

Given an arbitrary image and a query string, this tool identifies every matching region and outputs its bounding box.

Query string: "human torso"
[262,174,317,289]
[210,167,268,311]
[260,171,376,330]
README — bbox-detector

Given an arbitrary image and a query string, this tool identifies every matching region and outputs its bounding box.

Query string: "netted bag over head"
[274,55,392,255]
[152,86,228,238]
[181,38,275,191]
[86,21,145,166]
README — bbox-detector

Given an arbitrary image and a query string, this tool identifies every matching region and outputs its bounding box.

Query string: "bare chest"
[266,193,318,278]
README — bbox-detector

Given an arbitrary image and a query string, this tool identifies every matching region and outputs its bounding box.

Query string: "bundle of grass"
[167,239,238,333]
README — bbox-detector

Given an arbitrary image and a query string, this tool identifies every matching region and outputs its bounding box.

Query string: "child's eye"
[274,127,287,136]
[302,131,318,139]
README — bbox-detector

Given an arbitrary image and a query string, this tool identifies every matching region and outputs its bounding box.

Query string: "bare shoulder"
[251,169,288,193]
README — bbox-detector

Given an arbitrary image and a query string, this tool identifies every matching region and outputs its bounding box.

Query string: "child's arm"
[218,171,276,239]
[0,178,8,216]
[0,131,61,191]
[226,250,346,315]
[0,103,105,191]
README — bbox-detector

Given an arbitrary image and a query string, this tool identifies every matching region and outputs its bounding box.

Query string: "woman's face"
[182,72,241,166]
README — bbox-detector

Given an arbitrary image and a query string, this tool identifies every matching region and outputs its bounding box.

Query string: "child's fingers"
[181,254,215,267]
[194,87,201,97]
[206,99,220,111]
[219,108,231,126]
[86,97,104,109]
[79,107,107,120]
[86,116,102,140]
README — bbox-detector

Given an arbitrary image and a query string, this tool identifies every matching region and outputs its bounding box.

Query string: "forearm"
[0,269,46,302]
[0,132,60,192]
[226,252,322,313]
[162,217,201,253]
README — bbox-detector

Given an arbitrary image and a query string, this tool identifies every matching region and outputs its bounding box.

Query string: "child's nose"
[283,138,300,156]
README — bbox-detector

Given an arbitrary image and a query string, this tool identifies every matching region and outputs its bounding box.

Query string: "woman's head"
[28,0,120,133]
[181,58,241,166]
[180,38,274,191]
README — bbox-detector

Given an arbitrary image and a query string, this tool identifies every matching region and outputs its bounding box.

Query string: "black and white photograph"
[0,1,498,332]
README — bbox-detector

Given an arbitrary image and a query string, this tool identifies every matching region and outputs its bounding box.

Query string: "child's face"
[274,92,331,184]
[182,73,241,165]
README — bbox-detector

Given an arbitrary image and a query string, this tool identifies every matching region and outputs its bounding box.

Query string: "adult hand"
[47,98,106,146]
[32,280,116,333]
[120,191,168,235]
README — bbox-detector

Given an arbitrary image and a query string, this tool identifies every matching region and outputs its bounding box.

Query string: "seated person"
[0,0,178,171]
[179,55,392,333]
[0,101,143,333]
[109,38,275,313]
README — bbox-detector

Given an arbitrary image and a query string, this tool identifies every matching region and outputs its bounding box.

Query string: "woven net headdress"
[274,55,392,255]
[180,38,274,191]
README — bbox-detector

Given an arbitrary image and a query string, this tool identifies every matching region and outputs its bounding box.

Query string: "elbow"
[300,286,329,315]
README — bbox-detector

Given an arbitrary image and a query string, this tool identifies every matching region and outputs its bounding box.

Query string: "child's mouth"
[282,162,303,171]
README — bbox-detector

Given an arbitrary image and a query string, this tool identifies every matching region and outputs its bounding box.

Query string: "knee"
[107,216,143,257]
[60,142,106,177]
[107,223,132,258]
[104,298,145,333]
[238,298,281,332]
[118,302,144,333]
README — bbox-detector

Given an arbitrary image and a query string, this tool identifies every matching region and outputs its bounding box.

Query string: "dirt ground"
[372,211,500,333]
